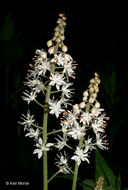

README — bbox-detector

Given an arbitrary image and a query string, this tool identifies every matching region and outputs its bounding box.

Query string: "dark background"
[0,3,128,190]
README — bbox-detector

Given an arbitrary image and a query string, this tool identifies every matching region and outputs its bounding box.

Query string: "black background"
[0,2,128,190]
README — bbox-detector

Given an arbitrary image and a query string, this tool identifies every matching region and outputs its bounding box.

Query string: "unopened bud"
[94,72,99,78]
[92,93,97,99]
[83,90,89,97]
[73,104,79,110]
[55,31,59,37]
[48,47,54,54]
[90,79,95,84]
[94,85,99,93]
[60,35,65,41]
[91,107,96,114]
[89,87,94,93]
[60,29,64,34]
[56,38,61,43]
[79,102,85,108]
[89,97,95,104]
[47,40,52,47]
[97,79,101,84]
[62,45,68,52]
[83,96,87,102]
[95,102,100,108]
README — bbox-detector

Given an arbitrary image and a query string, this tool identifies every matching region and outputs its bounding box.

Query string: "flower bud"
[48,47,54,54]
[90,79,95,84]
[89,97,95,104]
[92,93,97,99]
[83,90,88,97]
[83,96,87,102]
[73,104,79,110]
[89,87,94,93]
[94,85,99,92]
[56,38,61,43]
[60,35,65,41]
[95,102,100,108]
[94,72,99,77]
[60,29,64,34]
[91,107,96,114]
[47,40,52,47]
[62,45,68,52]
[55,31,59,37]
[97,79,101,84]
[79,102,85,108]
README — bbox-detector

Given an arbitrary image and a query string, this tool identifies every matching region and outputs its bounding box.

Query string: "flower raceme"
[55,73,109,171]
[18,14,77,162]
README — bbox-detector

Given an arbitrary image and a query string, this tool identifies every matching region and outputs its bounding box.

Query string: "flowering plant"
[18,13,109,190]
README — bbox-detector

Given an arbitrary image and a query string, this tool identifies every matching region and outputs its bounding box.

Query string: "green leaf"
[80,179,95,190]
[95,150,116,187]
[95,150,121,190]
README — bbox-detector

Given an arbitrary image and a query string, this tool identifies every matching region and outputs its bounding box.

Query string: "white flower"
[80,112,92,125]
[55,134,68,150]
[63,61,74,77]
[22,90,37,104]
[62,82,73,98]
[51,53,65,66]
[33,137,54,159]
[24,76,44,93]
[64,111,78,127]
[25,128,40,139]
[37,60,51,75]
[96,134,108,150]
[92,120,104,134]
[91,107,104,117]
[18,110,35,130]
[55,152,70,174]
[35,49,47,60]
[68,124,85,140]
[71,147,90,166]
[49,73,65,90]
[60,96,72,108]
[84,137,96,151]
[49,99,65,118]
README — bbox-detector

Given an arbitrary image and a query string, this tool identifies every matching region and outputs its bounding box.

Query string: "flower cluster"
[18,14,109,183]
[18,14,77,159]
[55,73,109,171]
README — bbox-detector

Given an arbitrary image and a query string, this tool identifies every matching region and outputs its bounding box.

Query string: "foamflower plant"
[18,13,109,190]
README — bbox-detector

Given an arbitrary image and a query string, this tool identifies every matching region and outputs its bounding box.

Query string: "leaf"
[95,150,121,190]
[95,150,116,187]
[80,179,95,190]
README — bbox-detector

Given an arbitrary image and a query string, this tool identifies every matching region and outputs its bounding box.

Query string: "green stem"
[34,99,44,108]
[72,103,91,190]
[72,138,83,190]
[42,44,59,190]
[47,129,62,136]
[32,123,43,130]
[50,90,62,94]
[48,170,61,183]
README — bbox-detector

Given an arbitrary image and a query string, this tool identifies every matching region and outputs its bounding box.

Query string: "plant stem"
[47,129,62,136]
[72,138,83,190]
[42,44,58,190]
[48,170,61,183]
[34,99,44,108]
[72,103,91,190]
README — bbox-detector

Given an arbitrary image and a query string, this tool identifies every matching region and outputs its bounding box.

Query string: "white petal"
[33,149,39,154]
[38,150,42,159]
